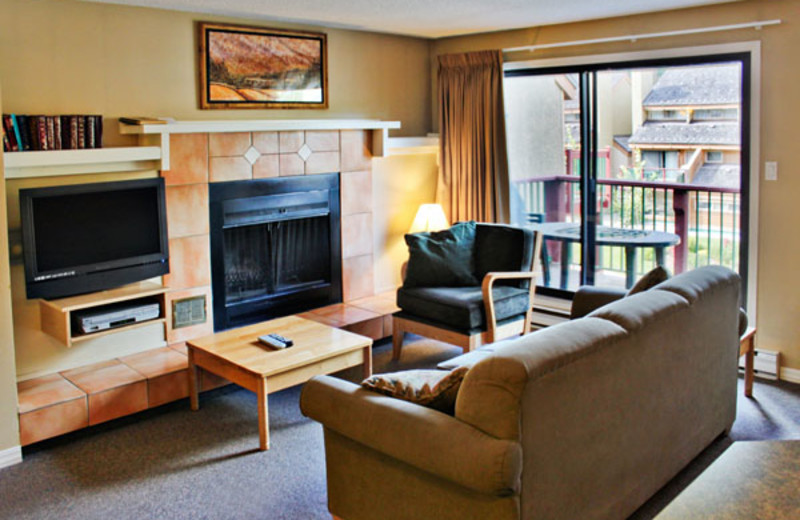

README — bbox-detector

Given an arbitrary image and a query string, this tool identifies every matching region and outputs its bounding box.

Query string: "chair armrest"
[482,271,537,342]
[570,286,627,319]
[300,375,522,496]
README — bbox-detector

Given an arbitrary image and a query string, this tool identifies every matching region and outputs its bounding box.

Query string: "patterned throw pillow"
[361,367,470,414]
[626,265,671,296]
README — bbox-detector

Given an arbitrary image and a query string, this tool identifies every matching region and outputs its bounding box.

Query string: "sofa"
[300,265,742,520]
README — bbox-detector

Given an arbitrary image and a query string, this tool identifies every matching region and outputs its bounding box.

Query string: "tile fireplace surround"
[162,128,378,349]
[14,122,408,446]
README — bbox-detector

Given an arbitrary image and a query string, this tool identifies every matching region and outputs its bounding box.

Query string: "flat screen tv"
[20,178,170,300]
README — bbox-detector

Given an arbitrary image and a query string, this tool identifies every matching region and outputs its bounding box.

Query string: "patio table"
[529,222,680,289]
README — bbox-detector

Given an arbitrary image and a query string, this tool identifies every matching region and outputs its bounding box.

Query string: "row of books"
[2,114,103,153]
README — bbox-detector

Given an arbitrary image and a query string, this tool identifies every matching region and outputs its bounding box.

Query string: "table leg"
[740,328,756,398]
[188,348,200,411]
[541,240,551,287]
[625,246,637,289]
[655,246,665,267]
[257,377,270,451]
[362,345,373,379]
[560,242,570,290]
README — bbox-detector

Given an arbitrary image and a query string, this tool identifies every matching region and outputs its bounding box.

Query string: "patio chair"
[392,221,542,360]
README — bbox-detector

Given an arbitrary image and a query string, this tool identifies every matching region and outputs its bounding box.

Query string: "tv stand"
[39,281,167,347]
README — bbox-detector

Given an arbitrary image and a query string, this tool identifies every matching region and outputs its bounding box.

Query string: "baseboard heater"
[739,348,780,380]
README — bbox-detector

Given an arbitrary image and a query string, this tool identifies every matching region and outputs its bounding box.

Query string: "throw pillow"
[361,366,470,414]
[626,265,670,296]
[403,221,479,288]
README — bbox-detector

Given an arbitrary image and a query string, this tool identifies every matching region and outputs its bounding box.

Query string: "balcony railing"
[515,174,741,286]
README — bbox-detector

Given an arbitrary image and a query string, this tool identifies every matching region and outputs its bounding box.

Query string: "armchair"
[392,222,542,360]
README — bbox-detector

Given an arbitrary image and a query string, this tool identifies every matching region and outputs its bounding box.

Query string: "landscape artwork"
[198,23,328,109]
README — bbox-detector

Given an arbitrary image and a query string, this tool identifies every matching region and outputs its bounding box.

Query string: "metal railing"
[515,175,741,280]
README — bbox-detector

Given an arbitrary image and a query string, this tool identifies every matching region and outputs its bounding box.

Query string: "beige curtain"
[437,50,510,224]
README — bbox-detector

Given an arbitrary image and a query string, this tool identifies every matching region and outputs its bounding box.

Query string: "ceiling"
[82,0,739,38]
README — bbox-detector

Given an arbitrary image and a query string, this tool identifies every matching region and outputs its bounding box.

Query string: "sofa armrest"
[300,375,522,496]
[570,286,627,319]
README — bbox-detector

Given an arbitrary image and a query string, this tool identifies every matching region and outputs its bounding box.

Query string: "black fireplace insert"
[209,174,342,331]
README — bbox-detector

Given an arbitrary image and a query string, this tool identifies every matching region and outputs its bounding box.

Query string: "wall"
[431,0,800,375]
[0,0,431,143]
[0,85,21,458]
[0,0,437,449]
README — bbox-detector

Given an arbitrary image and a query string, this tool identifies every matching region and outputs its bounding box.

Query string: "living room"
[0,0,799,518]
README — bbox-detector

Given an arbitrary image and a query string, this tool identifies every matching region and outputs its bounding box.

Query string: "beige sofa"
[300,266,742,520]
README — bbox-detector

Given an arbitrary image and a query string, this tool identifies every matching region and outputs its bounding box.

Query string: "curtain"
[437,50,510,224]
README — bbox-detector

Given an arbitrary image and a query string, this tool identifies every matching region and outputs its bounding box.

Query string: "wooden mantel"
[1,119,442,179]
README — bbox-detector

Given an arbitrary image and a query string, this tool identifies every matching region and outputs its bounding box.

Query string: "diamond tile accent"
[244,146,261,165]
[297,143,312,162]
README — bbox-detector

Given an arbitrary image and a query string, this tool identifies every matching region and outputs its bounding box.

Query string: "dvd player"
[73,301,160,334]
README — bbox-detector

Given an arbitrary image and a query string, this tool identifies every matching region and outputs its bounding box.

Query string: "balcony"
[515,173,741,291]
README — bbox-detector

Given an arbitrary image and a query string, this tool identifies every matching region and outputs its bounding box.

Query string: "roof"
[692,163,740,190]
[643,64,741,107]
[613,135,631,152]
[628,122,739,147]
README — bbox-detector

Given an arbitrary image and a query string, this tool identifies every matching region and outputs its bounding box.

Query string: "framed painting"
[198,22,328,110]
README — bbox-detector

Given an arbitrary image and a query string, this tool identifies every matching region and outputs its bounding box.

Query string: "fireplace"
[209,174,342,331]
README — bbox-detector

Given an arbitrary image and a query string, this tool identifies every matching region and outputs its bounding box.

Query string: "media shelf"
[39,281,167,347]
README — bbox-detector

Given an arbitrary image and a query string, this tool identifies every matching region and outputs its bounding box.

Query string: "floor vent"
[739,349,780,380]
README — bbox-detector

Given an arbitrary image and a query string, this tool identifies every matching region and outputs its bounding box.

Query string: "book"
[3,115,19,152]
[16,115,29,151]
[119,116,167,125]
[10,114,23,151]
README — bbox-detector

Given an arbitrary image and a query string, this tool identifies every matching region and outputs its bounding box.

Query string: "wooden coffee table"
[186,315,372,451]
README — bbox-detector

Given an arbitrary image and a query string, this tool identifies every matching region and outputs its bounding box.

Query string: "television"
[20,178,170,300]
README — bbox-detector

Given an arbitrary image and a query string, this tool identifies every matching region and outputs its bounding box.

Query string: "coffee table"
[186,315,372,451]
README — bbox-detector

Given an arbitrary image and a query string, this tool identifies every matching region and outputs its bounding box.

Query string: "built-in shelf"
[39,281,167,347]
[118,118,401,135]
[386,136,439,155]
[3,146,162,179]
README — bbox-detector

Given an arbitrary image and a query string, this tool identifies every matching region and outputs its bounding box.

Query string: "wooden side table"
[739,326,756,397]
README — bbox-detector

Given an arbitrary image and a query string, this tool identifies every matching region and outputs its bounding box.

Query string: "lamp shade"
[409,204,449,233]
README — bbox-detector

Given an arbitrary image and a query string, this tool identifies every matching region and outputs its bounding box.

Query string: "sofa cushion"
[626,265,670,296]
[403,221,479,288]
[361,367,470,414]
[397,285,531,331]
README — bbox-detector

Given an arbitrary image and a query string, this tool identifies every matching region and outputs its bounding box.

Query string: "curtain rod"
[504,19,781,53]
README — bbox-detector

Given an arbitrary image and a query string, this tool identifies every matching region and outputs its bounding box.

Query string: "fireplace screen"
[209,174,341,331]
[224,216,330,305]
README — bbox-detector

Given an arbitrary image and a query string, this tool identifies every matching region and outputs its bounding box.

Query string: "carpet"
[0,336,798,520]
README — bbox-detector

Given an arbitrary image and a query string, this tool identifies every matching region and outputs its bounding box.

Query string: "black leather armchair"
[392,223,542,360]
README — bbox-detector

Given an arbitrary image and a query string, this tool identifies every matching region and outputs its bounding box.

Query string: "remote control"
[268,333,293,347]
[258,334,288,349]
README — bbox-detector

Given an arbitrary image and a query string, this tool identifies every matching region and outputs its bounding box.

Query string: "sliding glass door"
[504,54,749,298]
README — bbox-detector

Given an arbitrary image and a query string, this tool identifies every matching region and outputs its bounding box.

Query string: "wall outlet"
[765,161,778,181]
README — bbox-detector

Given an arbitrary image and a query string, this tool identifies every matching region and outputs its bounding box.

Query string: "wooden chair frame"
[392,231,542,360]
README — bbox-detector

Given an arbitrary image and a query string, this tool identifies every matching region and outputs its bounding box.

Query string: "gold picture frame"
[198,22,328,110]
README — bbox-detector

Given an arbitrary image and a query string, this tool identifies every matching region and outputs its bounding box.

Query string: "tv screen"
[20,178,170,300]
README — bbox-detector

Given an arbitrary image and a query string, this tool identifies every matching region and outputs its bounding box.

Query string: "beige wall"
[0,85,21,453]
[432,0,800,373]
[372,153,440,292]
[0,0,436,449]
[0,0,432,143]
